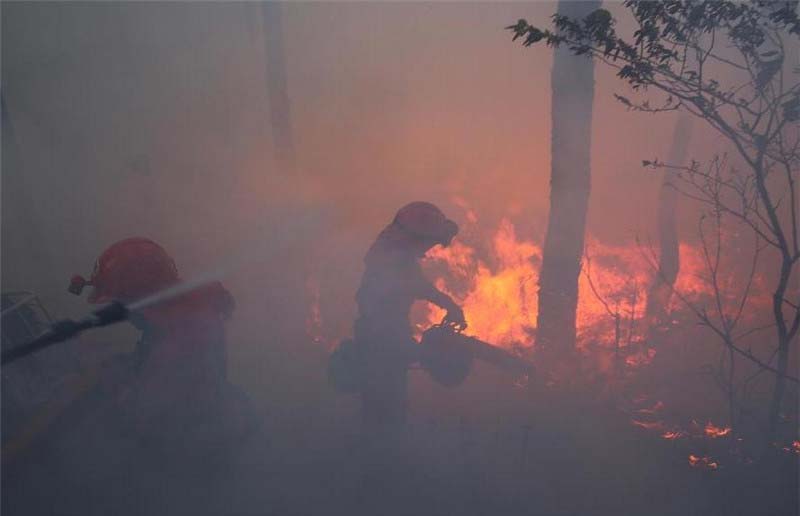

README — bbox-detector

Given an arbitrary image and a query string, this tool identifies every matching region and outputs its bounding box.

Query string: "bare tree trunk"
[646,114,693,334]
[536,0,599,359]
[261,1,296,173]
[767,255,794,441]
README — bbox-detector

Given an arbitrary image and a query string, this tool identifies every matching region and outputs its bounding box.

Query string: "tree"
[535,0,601,362]
[509,0,800,442]
[646,114,692,334]
[261,1,296,173]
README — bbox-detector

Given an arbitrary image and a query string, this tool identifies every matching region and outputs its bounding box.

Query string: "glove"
[442,305,467,331]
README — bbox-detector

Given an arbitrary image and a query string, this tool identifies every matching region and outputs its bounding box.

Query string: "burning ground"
[308,200,796,477]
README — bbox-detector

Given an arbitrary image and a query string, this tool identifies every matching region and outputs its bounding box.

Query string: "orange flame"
[423,219,539,348]
[415,210,771,367]
[419,216,749,355]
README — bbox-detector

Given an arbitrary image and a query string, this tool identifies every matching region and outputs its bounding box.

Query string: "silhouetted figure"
[355,202,465,427]
[69,238,249,462]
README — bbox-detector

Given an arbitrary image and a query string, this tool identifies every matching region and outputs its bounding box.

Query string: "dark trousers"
[354,318,415,428]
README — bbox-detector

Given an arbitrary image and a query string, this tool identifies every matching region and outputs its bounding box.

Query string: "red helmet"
[393,202,458,246]
[69,238,179,304]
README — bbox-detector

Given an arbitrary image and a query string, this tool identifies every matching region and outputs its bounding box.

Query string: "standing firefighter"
[69,238,248,462]
[353,202,466,426]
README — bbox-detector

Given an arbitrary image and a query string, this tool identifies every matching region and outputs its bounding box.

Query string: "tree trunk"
[767,255,794,443]
[646,114,692,334]
[767,334,789,441]
[535,0,599,358]
[261,1,296,173]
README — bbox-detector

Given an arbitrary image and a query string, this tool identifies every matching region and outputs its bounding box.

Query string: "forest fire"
[305,208,778,476]
[306,208,771,373]
[412,214,766,361]
[5,2,800,515]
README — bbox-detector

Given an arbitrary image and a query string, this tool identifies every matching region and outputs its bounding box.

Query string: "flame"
[577,239,651,347]
[688,454,719,470]
[704,422,732,438]
[415,211,770,367]
[302,202,777,469]
[419,217,740,354]
[423,219,539,348]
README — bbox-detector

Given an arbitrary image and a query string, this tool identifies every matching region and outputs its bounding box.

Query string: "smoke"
[3,3,798,516]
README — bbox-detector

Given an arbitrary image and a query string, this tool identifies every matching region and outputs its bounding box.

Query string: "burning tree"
[509,1,800,443]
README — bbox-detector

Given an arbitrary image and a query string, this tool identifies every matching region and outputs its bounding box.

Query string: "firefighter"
[355,202,466,427]
[69,238,247,462]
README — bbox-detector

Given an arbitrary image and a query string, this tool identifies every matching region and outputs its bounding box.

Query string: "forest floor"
[2,328,798,516]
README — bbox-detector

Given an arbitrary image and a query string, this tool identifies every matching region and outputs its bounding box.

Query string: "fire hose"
[1,272,228,366]
[1,302,129,366]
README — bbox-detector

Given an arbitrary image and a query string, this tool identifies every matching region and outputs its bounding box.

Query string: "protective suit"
[354,202,465,427]
[70,238,249,460]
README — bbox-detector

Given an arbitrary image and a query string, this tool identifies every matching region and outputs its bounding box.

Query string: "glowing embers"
[305,275,325,346]
[781,440,800,455]
[704,421,732,439]
[627,397,732,463]
[688,454,719,470]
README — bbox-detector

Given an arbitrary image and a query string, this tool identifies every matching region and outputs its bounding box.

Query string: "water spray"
[1,211,330,367]
[1,274,225,366]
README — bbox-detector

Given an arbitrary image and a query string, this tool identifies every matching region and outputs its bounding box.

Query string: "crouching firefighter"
[69,238,254,462]
[331,202,466,427]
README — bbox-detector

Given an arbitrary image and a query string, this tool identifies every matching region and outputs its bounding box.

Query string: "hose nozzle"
[68,275,89,296]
